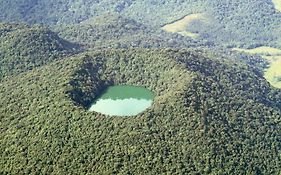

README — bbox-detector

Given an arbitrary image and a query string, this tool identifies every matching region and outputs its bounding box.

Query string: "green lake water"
[89,85,154,116]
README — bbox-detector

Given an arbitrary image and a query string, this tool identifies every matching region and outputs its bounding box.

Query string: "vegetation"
[52,14,203,49]
[162,13,205,39]
[1,0,281,174]
[0,23,78,80]
[0,48,280,174]
[232,46,281,88]
[233,46,281,56]
[272,0,281,12]
[1,0,281,48]
[264,56,281,88]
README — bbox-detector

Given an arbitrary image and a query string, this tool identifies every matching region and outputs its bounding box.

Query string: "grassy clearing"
[272,0,281,12]
[232,46,281,56]
[233,46,281,88]
[264,56,281,88]
[162,13,204,39]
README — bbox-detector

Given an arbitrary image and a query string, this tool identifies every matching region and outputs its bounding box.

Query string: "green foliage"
[0,23,78,80]
[0,1,281,174]
[203,0,281,48]
[53,14,201,49]
[0,49,280,174]
[1,0,281,47]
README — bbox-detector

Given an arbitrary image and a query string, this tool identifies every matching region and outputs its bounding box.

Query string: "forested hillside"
[1,0,281,48]
[0,49,280,174]
[0,0,281,174]
[53,14,204,49]
[0,23,78,80]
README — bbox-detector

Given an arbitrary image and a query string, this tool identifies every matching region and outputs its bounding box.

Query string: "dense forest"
[1,0,281,48]
[0,45,281,174]
[0,23,78,80]
[0,0,281,174]
[52,14,206,49]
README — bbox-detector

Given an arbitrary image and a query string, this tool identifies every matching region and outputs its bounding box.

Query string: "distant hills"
[53,14,202,49]
[1,0,281,48]
[0,23,78,80]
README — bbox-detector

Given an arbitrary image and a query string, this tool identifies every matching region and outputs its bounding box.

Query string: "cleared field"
[264,56,281,88]
[272,0,281,12]
[233,46,281,88]
[233,46,281,56]
[162,13,204,39]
